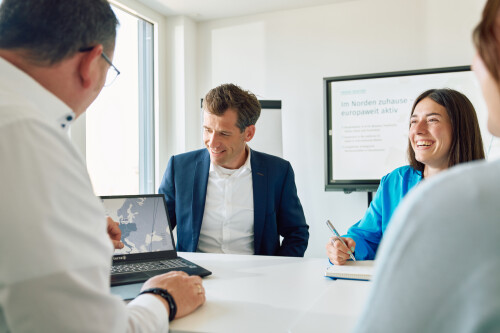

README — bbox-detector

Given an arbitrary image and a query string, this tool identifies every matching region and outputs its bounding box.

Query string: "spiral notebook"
[325,260,374,281]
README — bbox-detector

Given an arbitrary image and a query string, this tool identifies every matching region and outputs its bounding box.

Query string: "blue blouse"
[345,166,423,260]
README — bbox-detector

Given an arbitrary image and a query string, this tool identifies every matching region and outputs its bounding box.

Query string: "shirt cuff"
[128,293,170,329]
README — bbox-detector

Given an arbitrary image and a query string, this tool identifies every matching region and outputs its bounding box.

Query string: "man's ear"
[78,44,103,89]
[244,125,256,142]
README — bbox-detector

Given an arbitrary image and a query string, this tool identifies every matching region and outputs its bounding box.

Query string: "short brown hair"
[203,83,261,132]
[407,89,485,174]
[473,0,500,83]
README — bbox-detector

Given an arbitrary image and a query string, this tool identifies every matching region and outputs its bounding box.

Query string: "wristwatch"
[139,288,177,321]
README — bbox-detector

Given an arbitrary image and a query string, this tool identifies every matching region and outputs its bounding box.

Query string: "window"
[86,5,155,195]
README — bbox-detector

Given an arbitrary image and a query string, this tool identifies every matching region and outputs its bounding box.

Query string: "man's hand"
[326,236,356,265]
[106,217,124,249]
[142,271,206,319]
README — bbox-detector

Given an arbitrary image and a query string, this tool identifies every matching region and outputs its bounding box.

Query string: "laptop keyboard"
[111,259,189,274]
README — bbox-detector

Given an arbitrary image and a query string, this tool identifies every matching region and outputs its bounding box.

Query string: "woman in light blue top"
[326,88,485,264]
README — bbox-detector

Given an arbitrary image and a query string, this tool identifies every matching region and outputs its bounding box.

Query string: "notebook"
[101,194,212,286]
[325,260,374,281]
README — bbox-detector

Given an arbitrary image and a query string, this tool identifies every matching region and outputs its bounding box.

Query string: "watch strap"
[139,287,177,321]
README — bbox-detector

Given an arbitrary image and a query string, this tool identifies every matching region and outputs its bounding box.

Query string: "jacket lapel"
[251,150,267,254]
[192,150,210,248]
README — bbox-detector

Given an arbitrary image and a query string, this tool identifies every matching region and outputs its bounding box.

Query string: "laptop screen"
[100,195,175,255]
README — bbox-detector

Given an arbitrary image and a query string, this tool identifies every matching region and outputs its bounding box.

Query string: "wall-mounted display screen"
[324,66,495,192]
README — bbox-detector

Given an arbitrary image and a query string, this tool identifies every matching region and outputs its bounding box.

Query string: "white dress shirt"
[0,57,168,332]
[198,148,254,254]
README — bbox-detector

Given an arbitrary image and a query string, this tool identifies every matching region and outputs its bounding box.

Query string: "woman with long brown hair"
[327,88,484,265]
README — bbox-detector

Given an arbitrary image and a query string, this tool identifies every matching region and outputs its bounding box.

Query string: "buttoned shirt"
[0,57,168,332]
[198,148,254,254]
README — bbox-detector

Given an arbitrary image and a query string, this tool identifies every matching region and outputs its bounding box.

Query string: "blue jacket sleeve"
[158,156,177,230]
[345,175,389,260]
[276,163,309,257]
[343,167,421,260]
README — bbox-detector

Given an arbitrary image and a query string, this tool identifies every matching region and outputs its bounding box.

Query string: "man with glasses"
[0,0,204,331]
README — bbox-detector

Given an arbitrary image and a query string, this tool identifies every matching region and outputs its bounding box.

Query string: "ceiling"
[137,0,353,21]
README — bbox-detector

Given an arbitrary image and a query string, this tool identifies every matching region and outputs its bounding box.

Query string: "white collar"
[209,145,252,175]
[0,57,76,132]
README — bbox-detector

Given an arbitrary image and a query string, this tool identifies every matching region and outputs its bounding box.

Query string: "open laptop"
[100,194,212,286]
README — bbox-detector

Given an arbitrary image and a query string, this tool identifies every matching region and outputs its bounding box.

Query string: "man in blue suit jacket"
[159,84,309,257]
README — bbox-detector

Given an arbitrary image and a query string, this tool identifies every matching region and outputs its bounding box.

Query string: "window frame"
[70,0,165,195]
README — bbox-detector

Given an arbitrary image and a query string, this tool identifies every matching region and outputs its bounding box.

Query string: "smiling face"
[409,97,453,177]
[203,108,255,169]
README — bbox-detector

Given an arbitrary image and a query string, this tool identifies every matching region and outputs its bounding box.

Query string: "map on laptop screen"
[101,196,174,255]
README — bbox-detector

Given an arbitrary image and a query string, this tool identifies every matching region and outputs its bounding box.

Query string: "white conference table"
[111,252,371,333]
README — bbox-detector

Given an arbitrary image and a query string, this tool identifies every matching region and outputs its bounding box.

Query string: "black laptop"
[100,194,212,286]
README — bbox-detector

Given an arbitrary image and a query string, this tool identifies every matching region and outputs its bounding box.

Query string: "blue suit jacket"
[158,148,309,257]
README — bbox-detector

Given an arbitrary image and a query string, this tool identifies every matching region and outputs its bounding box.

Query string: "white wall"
[162,0,486,258]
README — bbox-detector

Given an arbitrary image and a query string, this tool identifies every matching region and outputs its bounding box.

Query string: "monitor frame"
[324,66,470,193]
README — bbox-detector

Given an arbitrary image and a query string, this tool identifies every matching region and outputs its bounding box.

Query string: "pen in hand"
[326,220,356,262]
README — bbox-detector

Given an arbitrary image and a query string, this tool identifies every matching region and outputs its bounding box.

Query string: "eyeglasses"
[100,52,120,86]
[79,47,120,87]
